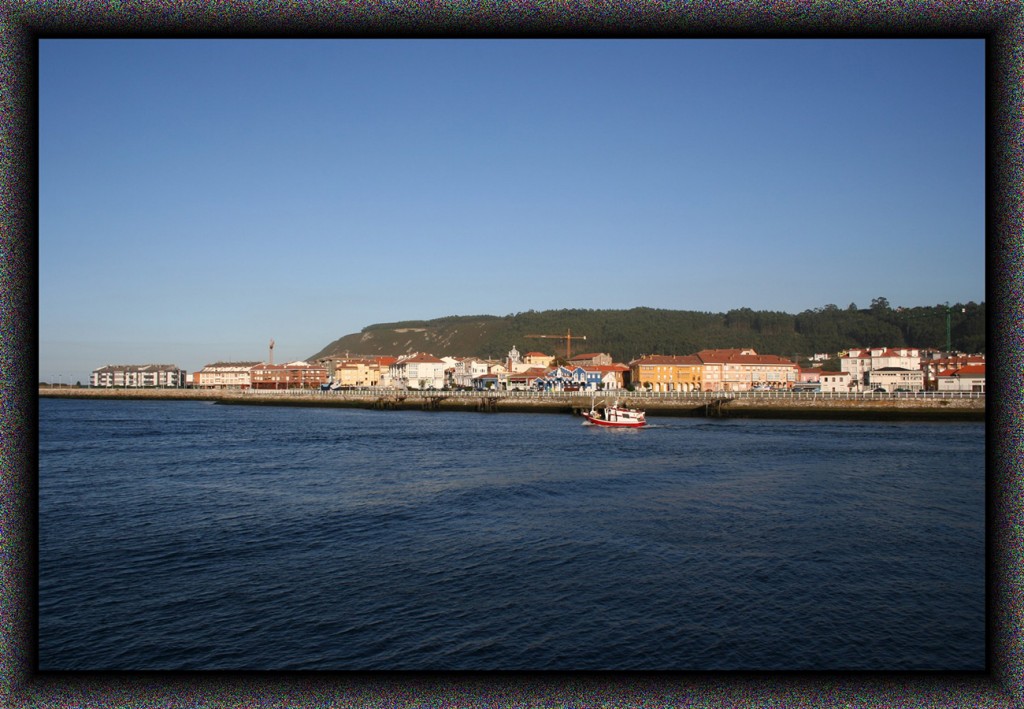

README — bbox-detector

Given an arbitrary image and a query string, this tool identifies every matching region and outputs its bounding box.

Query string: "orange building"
[630,355,703,392]
[695,349,798,391]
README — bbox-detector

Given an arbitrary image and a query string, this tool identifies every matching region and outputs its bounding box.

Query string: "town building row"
[834,347,986,393]
[633,347,983,394]
[88,345,985,393]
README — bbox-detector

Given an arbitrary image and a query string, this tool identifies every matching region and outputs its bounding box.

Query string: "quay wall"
[39,387,986,421]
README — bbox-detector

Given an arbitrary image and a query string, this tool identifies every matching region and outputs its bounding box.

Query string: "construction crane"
[525,329,588,360]
[900,303,966,353]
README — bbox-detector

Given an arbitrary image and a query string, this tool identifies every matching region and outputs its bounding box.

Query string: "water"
[38,398,986,670]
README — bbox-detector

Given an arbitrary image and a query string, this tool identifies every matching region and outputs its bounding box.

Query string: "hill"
[309,301,986,365]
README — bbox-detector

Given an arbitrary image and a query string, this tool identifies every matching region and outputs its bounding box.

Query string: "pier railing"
[240,387,984,401]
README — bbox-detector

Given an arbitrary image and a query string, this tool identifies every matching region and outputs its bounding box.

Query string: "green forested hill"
[309,300,986,365]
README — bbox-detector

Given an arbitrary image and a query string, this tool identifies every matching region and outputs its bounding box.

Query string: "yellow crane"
[525,329,588,360]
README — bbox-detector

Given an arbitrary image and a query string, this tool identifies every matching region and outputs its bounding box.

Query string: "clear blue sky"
[39,39,985,384]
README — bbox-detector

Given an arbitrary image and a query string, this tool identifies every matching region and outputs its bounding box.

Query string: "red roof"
[874,348,919,358]
[253,362,326,371]
[696,349,796,366]
[631,355,702,366]
[939,364,985,377]
[929,356,985,368]
[508,368,548,380]
[582,364,630,372]
[395,353,445,364]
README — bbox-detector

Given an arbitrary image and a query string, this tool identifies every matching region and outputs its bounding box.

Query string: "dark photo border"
[4,3,1020,707]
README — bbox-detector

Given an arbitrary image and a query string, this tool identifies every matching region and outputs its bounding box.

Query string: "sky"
[38,39,985,384]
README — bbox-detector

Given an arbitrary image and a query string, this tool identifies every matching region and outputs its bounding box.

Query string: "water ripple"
[38,399,985,670]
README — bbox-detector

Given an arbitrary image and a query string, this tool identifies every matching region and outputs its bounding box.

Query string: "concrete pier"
[39,387,986,421]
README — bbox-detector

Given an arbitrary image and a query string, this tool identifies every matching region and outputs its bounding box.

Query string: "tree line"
[313,299,985,366]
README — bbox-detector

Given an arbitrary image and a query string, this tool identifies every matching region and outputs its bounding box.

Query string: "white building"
[193,361,260,389]
[936,364,985,393]
[872,347,921,370]
[840,350,872,386]
[91,364,186,388]
[507,345,540,373]
[921,355,985,390]
[841,347,921,388]
[868,367,925,392]
[596,368,625,390]
[449,358,490,388]
[819,371,854,393]
[386,353,447,389]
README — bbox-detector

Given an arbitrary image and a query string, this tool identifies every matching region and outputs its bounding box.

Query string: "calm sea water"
[38,398,986,671]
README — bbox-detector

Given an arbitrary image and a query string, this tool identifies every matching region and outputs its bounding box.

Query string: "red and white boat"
[581,399,647,428]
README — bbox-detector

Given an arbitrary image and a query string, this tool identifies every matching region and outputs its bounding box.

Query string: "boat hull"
[581,412,647,428]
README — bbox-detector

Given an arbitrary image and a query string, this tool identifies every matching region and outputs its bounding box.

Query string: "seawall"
[39,388,986,422]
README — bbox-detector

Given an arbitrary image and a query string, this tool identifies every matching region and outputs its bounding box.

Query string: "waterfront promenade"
[40,387,985,420]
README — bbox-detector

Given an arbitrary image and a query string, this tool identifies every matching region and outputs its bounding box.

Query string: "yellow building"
[333,360,380,387]
[630,355,703,392]
[320,356,395,388]
[524,351,555,368]
[631,350,799,392]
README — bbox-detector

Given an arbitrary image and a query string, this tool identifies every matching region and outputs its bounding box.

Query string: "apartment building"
[250,361,328,390]
[841,347,922,387]
[630,355,703,392]
[695,349,798,392]
[333,360,384,387]
[91,364,186,388]
[192,361,261,389]
[386,353,447,389]
[840,350,873,385]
